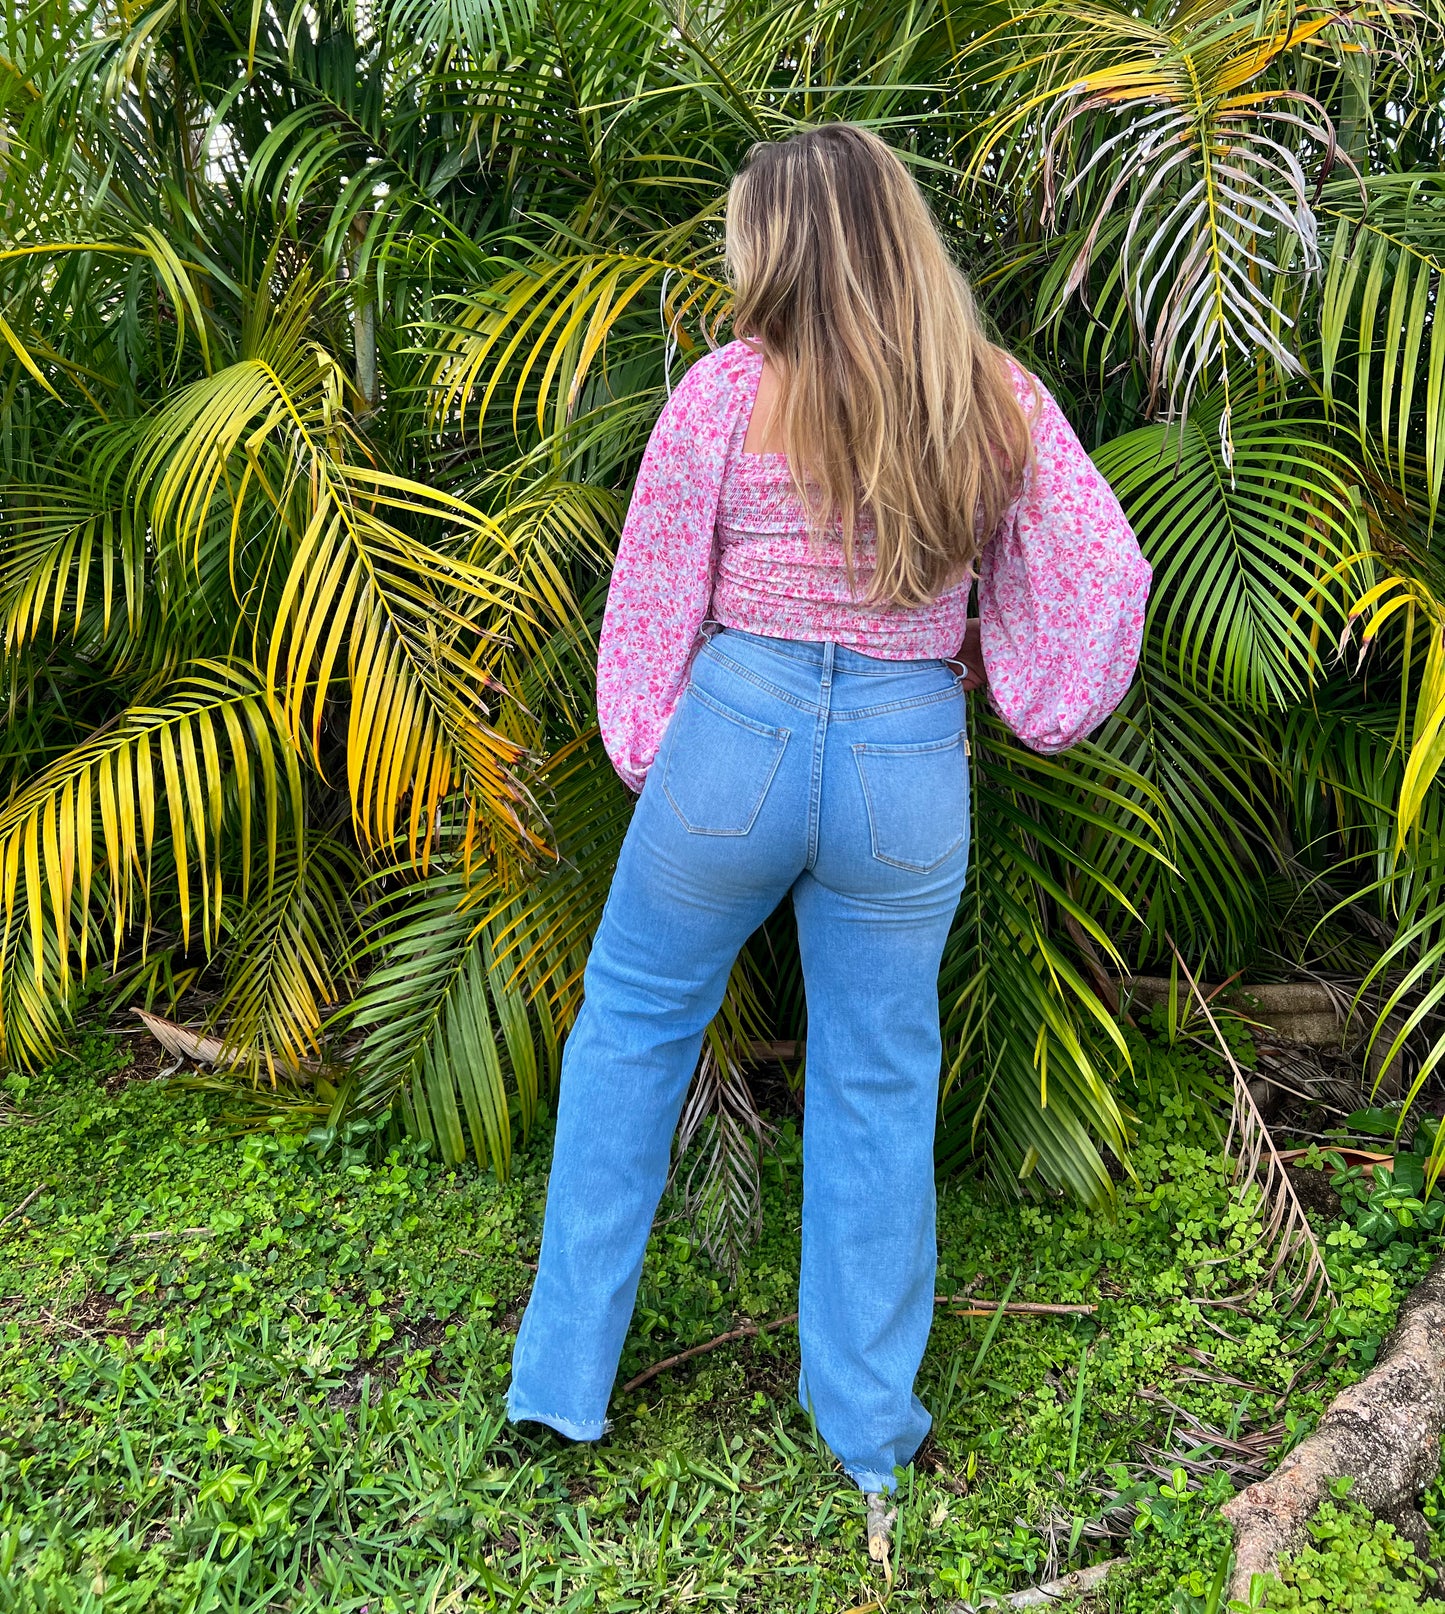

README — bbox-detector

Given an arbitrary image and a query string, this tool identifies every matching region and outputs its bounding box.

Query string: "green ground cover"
[2,1027,1443,1612]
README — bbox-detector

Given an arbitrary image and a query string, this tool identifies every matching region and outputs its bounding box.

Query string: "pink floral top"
[712,449,975,657]
[597,340,1151,792]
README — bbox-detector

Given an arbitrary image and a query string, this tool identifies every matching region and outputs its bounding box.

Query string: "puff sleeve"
[595,345,753,791]
[978,374,1151,753]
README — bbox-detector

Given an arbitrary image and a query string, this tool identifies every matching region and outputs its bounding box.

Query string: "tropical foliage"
[2,0,1444,1210]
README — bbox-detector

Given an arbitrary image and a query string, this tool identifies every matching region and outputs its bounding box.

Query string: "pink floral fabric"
[712,446,975,657]
[596,340,1151,791]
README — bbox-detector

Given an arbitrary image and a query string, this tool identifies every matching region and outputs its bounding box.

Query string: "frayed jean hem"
[507,1401,607,1442]
[846,1466,901,1494]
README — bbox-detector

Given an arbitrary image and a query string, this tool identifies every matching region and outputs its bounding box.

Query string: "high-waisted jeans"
[507,625,972,1492]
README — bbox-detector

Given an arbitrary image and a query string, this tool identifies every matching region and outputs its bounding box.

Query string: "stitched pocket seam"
[663,688,791,836]
[852,734,967,871]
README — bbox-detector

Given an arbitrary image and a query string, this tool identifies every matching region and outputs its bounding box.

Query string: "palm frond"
[427,243,731,441]
[1316,174,1445,513]
[1091,662,1280,967]
[670,1043,772,1277]
[1347,573,1445,846]
[1096,396,1366,711]
[342,867,547,1175]
[212,832,359,1077]
[0,478,141,653]
[963,0,1411,440]
[124,280,544,861]
[478,734,634,1026]
[0,658,302,1054]
[935,715,1160,1207]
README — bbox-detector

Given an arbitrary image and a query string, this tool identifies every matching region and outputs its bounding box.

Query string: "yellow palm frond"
[0,659,301,1012]
[124,284,546,863]
[428,243,730,440]
[1348,574,1445,847]
[0,482,142,651]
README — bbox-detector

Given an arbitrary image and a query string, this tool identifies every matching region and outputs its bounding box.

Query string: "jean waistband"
[701,621,960,679]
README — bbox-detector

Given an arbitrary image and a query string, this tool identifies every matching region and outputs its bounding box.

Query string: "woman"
[507,126,1150,1515]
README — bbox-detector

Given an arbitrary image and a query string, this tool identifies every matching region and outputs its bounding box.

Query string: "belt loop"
[820,635,839,700]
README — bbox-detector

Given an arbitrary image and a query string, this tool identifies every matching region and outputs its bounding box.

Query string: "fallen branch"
[620,1313,798,1394]
[1275,1147,1393,1174]
[622,1295,1096,1394]
[945,1299,1096,1318]
[972,1555,1123,1608]
[0,1185,45,1232]
[1221,1249,1445,1604]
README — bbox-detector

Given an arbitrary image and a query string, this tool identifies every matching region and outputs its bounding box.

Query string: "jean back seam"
[807,642,835,869]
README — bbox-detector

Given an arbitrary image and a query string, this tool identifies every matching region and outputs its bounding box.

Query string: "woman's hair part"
[725,123,1033,606]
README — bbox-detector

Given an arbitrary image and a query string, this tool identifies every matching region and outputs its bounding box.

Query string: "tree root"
[1221,1250,1445,1603]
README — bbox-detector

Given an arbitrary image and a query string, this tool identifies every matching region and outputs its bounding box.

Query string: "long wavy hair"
[725,124,1033,607]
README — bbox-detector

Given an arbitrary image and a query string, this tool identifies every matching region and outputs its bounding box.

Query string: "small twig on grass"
[621,1313,799,1393]
[975,1555,1124,1608]
[0,1185,46,1232]
[130,1227,214,1242]
[622,1294,1098,1394]
[37,1307,97,1338]
[942,1297,1097,1318]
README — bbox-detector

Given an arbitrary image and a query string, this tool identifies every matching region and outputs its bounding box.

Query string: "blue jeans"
[507,626,971,1492]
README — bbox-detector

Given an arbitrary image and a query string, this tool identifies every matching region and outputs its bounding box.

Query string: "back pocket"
[852,733,969,872]
[663,685,790,835]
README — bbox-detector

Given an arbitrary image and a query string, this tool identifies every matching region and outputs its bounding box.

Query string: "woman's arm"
[977,374,1151,753]
[596,346,753,792]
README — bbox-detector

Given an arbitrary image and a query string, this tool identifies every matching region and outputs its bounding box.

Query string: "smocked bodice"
[711,439,972,658]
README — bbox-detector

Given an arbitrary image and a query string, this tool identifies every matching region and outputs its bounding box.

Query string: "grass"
[1,1023,1442,1611]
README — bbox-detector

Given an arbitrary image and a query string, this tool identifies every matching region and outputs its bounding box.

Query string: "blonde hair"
[725,124,1033,608]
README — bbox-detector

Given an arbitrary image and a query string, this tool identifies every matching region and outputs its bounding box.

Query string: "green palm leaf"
[213,832,359,1078]
[1316,174,1445,513]
[1096,396,1366,711]
[342,869,532,1174]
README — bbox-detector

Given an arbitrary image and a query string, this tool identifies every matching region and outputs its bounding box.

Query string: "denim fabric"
[507,626,971,1492]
